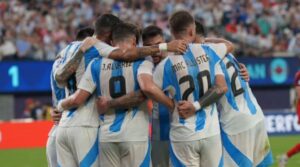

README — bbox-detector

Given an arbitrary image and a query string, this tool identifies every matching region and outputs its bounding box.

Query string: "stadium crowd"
[0,0,300,61]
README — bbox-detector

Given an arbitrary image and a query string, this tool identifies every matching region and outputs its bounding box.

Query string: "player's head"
[169,10,196,42]
[111,22,139,49]
[75,27,94,41]
[195,21,206,43]
[142,25,165,65]
[94,14,122,44]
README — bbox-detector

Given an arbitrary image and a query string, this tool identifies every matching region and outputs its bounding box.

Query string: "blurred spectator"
[288,33,300,56]
[1,0,300,59]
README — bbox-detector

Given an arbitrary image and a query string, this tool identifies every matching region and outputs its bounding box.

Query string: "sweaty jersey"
[153,43,227,141]
[78,57,153,142]
[56,41,117,127]
[218,54,264,135]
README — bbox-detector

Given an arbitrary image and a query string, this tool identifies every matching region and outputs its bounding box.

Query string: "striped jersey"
[218,54,264,135]
[55,41,117,127]
[49,58,66,137]
[153,43,227,141]
[78,57,154,142]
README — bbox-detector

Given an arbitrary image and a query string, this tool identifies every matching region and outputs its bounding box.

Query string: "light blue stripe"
[84,46,100,68]
[163,59,183,124]
[132,60,144,118]
[51,71,66,106]
[218,155,224,167]
[158,103,170,140]
[219,60,239,110]
[169,143,185,167]
[256,150,273,167]
[109,60,126,132]
[139,140,151,167]
[221,129,252,167]
[67,108,76,118]
[227,55,257,114]
[62,44,72,63]
[91,58,102,97]
[79,129,99,167]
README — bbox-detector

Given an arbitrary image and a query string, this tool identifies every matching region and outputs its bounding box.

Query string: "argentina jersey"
[218,54,265,135]
[49,59,66,137]
[78,57,153,142]
[152,101,170,141]
[56,41,101,128]
[153,43,228,141]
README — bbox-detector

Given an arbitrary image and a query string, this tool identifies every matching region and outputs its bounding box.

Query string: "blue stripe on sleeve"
[51,71,66,106]
[109,60,126,132]
[84,46,101,69]
[132,60,144,118]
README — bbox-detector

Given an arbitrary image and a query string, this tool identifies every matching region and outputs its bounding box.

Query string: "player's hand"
[167,40,187,54]
[51,108,62,125]
[239,63,250,82]
[177,101,196,119]
[96,96,110,114]
[80,37,98,52]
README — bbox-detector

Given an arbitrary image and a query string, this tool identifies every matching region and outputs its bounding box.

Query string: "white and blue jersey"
[56,41,117,127]
[218,54,265,135]
[153,43,228,141]
[78,57,153,142]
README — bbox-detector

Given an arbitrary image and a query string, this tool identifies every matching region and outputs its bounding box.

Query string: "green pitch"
[0,135,299,167]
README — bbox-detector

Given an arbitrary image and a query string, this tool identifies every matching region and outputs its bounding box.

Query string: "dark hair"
[95,14,122,35]
[142,25,163,42]
[195,21,206,36]
[75,27,94,40]
[112,22,140,43]
[169,10,194,34]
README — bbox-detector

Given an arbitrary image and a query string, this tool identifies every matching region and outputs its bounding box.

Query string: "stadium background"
[0,0,300,166]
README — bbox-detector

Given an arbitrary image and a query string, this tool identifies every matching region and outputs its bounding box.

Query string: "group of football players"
[46,10,273,167]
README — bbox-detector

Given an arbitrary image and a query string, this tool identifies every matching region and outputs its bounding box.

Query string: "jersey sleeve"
[206,43,227,59]
[94,41,118,57]
[137,60,154,76]
[78,60,97,93]
[153,60,165,89]
[295,72,300,86]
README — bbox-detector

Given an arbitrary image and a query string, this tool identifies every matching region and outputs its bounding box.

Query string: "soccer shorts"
[170,134,223,167]
[99,141,151,167]
[152,140,170,167]
[46,126,58,167]
[56,126,99,167]
[221,120,273,167]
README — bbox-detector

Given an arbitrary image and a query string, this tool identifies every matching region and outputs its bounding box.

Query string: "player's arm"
[96,90,146,114]
[204,38,234,53]
[57,59,98,112]
[57,89,91,111]
[108,40,187,61]
[55,37,98,86]
[138,74,174,110]
[239,63,250,82]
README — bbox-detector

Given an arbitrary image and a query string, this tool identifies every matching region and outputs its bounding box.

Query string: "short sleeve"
[153,59,166,89]
[137,60,154,76]
[206,43,227,59]
[94,41,118,57]
[78,61,97,93]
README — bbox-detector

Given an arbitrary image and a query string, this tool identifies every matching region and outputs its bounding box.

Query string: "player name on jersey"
[171,54,209,73]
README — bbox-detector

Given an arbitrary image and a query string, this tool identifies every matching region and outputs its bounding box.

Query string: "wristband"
[159,43,168,52]
[193,101,201,111]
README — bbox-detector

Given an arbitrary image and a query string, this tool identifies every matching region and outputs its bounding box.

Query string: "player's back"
[154,43,227,141]
[89,57,150,142]
[218,54,264,135]
[56,41,100,128]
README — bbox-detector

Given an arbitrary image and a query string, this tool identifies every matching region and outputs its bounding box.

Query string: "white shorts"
[152,140,170,167]
[56,126,100,167]
[99,141,151,167]
[170,134,223,167]
[221,120,273,167]
[46,126,57,167]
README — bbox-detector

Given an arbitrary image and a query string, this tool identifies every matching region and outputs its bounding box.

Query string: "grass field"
[0,135,299,167]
